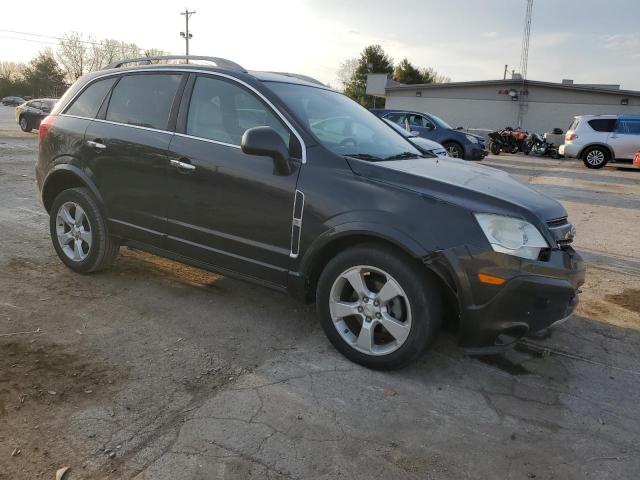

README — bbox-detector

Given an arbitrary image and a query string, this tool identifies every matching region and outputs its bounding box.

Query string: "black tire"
[316,243,442,370]
[582,146,609,169]
[443,141,464,159]
[489,141,501,155]
[19,116,31,132]
[49,187,119,273]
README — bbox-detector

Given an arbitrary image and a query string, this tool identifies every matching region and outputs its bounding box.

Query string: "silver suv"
[560,115,640,169]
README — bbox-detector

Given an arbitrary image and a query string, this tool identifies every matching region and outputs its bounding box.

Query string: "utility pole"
[503,64,508,80]
[517,0,534,128]
[180,8,196,59]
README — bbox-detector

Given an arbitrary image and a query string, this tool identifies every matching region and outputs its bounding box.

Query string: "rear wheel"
[443,141,464,159]
[316,244,442,369]
[49,187,119,273]
[582,146,609,169]
[489,141,501,155]
[19,116,31,132]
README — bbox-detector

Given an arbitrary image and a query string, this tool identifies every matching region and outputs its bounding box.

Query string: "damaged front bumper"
[427,244,586,351]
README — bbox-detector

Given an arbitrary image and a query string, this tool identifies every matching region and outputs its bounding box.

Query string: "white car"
[382,118,448,157]
[560,114,640,169]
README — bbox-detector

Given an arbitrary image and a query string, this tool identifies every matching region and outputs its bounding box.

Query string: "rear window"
[568,118,580,131]
[65,77,117,118]
[587,119,616,132]
[106,74,182,130]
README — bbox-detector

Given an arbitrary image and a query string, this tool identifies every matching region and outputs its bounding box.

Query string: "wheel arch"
[297,223,436,303]
[578,143,615,160]
[41,164,104,214]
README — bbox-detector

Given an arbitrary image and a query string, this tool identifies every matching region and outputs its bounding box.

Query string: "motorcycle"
[524,133,560,159]
[487,131,506,155]
[487,127,524,155]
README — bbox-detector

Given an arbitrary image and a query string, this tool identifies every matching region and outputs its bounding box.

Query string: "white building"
[366,74,640,133]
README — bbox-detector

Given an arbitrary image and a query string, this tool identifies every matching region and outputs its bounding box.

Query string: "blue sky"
[1,0,639,89]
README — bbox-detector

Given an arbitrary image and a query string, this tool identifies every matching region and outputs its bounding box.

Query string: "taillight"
[39,115,55,144]
[565,132,577,141]
[634,151,640,168]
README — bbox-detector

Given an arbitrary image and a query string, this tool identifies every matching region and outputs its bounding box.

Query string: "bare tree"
[56,32,90,81]
[0,61,26,82]
[336,58,358,91]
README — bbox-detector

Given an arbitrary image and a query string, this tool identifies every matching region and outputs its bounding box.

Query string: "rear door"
[84,72,185,245]
[609,117,640,159]
[165,73,302,287]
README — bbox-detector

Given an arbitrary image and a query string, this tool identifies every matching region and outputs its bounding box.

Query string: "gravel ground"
[1,104,639,479]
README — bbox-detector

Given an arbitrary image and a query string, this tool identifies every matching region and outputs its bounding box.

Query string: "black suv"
[36,56,585,369]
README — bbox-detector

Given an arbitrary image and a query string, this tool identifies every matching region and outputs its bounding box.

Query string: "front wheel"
[19,116,31,132]
[443,142,464,159]
[316,244,442,369]
[49,187,120,273]
[489,141,501,155]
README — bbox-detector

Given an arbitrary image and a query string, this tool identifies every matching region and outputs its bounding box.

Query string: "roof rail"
[266,72,326,87]
[104,55,247,73]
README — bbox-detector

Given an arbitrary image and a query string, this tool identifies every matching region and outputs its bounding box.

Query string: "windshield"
[429,114,452,129]
[265,82,421,160]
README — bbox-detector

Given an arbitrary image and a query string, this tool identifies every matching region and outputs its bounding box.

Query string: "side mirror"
[426,124,435,131]
[241,126,292,175]
[409,130,420,137]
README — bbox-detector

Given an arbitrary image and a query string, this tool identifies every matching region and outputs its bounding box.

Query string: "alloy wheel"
[446,145,460,158]
[55,201,92,262]
[586,149,605,166]
[329,265,412,356]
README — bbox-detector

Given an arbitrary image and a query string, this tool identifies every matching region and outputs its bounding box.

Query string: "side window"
[384,112,406,124]
[620,119,640,135]
[588,119,616,132]
[30,101,41,109]
[186,76,290,147]
[106,74,182,130]
[65,77,117,118]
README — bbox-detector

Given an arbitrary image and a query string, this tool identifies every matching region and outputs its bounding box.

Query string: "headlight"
[465,134,479,143]
[474,213,549,260]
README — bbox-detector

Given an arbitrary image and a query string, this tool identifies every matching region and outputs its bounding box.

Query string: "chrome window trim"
[57,67,307,163]
[173,132,242,150]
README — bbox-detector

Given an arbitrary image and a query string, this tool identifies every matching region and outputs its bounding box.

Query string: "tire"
[19,116,31,132]
[582,146,609,169]
[49,187,119,273]
[443,141,464,159]
[489,141,501,155]
[316,244,442,370]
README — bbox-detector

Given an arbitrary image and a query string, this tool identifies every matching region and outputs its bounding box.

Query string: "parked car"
[560,114,640,169]
[382,118,448,157]
[2,96,25,106]
[36,55,584,369]
[15,98,58,132]
[371,109,487,160]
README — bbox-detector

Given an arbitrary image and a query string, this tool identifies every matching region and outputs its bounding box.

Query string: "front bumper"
[433,245,585,350]
[466,145,488,161]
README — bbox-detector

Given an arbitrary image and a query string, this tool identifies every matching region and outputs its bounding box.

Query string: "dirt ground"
[1,105,639,479]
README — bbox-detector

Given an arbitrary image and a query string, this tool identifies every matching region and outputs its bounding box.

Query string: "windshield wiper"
[384,151,422,160]
[343,153,383,161]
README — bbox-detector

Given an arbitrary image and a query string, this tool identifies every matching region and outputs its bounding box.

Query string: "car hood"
[347,156,566,224]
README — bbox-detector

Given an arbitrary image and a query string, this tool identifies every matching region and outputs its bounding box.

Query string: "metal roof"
[386,79,640,97]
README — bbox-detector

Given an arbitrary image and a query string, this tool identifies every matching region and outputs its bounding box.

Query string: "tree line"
[339,45,449,108]
[0,32,165,99]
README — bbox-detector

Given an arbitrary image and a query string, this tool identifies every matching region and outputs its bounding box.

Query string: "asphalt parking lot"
[1,104,639,480]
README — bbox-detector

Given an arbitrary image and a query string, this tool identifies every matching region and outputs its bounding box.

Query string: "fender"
[41,163,105,213]
[297,220,431,279]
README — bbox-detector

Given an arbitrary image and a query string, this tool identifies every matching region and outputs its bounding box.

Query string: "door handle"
[170,158,196,172]
[86,140,107,150]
